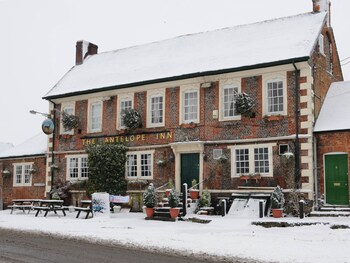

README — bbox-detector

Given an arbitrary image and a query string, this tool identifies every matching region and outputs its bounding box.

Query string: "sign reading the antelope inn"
[82,131,173,146]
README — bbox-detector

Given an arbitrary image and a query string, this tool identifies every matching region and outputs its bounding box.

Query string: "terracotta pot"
[169,207,180,219]
[272,208,283,218]
[189,190,199,199]
[145,207,155,218]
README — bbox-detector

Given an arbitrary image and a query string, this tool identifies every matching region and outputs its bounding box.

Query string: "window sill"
[180,122,197,129]
[264,115,284,121]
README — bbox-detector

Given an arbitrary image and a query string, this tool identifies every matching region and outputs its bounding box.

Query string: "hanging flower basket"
[235,92,255,117]
[62,112,80,130]
[122,109,142,131]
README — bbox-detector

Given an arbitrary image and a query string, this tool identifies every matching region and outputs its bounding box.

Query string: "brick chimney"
[76,40,98,65]
[312,0,331,26]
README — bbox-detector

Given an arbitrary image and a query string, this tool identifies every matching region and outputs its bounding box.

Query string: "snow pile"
[0,210,349,263]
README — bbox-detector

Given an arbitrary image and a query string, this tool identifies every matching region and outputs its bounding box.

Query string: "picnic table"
[34,200,66,217]
[9,199,41,214]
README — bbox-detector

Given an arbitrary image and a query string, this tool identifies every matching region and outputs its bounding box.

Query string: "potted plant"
[168,188,180,219]
[165,178,174,197]
[271,185,285,218]
[143,184,157,218]
[189,179,199,199]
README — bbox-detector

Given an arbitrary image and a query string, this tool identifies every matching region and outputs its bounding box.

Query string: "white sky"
[1,0,349,145]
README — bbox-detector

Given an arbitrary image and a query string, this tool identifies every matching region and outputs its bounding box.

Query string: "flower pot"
[189,189,199,199]
[272,208,283,218]
[165,189,171,197]
[145,207,155,218]
[169,207,180,219]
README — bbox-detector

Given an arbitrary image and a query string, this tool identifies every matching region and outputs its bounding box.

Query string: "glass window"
[235,149,249,174]
[254,147,269,173]
[91,101,102,131]
[13,163,32,186]
[67,156,89,180]
[223,85,238,118]
[120,99,132,128]
[184,91,198,122]
[267,80,284,113]
[126,151,153,179]
[151,96,163,124]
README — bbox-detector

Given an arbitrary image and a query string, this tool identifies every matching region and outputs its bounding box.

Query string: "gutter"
[43,56,310,100]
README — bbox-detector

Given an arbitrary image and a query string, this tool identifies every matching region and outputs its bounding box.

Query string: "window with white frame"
[229,144,274,177]
[66,155,89,180]
[60,102,75,134]
[147,90,165,127]
[117,94,133,129]
[180,84,200,124]
[219,79,241,121]
[13,163,32,186]
[319,34,325,55]
[126,151,154,179]
[88,99,102,133]
[266,79,284,114]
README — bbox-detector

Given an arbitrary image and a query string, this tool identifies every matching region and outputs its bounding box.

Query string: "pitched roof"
[314,81,350,132]
[0,133,47,159]
[0,143,13,153]
[44,12,326,99]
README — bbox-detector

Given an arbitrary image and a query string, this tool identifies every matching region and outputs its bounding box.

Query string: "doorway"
[180,153,199,188]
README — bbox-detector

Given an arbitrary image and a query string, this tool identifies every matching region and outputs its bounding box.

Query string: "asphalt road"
[0,228,262,263]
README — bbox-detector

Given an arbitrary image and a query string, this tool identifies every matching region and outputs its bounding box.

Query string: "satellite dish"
[41,119,54,135]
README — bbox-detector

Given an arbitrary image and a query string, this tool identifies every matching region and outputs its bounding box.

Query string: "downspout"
[48,99,57,198]
[313,136,319,210]
[292,62,300,188]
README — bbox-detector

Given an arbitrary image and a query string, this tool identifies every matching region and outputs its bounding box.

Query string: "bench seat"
[75,207,93,219]
[9,204,33,214]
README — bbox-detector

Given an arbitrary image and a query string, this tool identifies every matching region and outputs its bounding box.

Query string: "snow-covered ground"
[0,209,349,263]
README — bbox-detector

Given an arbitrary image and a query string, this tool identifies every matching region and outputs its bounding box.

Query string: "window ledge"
[264,115,284,121]
[181,123,197,129]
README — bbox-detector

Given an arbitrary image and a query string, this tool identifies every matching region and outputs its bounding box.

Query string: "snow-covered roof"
[0,143,13,153]
[314,81,350,132]
[0,133,47,159]
[44,12,326,99]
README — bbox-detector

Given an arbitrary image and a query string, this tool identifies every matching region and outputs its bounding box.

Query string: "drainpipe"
[292,62,300,188]
[313,136,319,210]
[48,99,57,198]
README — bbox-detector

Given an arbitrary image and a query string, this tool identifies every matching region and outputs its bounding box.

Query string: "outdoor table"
[75,200,93,219]
[9,199,41,214]
[34,200,66,217]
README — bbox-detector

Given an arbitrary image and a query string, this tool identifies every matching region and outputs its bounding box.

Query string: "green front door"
[181,153,199,188]
[325,154,349,205]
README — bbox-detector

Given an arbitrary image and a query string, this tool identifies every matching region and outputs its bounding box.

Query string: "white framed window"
[319,34,325,55]
[179,84,200,124]
[88,99,102,133]
[126,150,154,179]
[219,79,241,121]
[262,73,287,116]
[66,155,89,180]
[229,144,275,177]
[60,102,75,135]
[147,89,165,128]
[13,163,33,187]
[117,93,134,130]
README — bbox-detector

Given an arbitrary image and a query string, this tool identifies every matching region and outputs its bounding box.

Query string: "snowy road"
[0,228,258,263]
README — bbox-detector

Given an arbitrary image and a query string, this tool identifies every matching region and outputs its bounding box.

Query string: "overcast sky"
[1,0,349,146]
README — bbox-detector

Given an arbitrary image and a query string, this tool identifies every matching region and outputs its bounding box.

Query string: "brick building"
[314,81,350,206]
[41,0,342,207]
[0,133,47,208]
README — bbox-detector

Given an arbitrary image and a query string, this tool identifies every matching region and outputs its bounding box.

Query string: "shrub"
[86,144,127,195]
[271,185,285,209]
[235,92,255,117]
[168,189,180,208]
[199,188,211,207]
[122,108,142,130]
[143,184,157,208]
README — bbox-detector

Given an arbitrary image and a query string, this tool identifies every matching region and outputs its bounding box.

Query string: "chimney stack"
[312,0,331,26]
[76,40,98,65]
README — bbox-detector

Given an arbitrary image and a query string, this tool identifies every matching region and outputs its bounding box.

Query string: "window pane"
[63,106,74,132]
[223,85,238,117]
[151,96,163,124]
[24,164,31,184]
[126,154,137,177]
[91,102,102,130]
[120,99,132,127]
[235,149,249,174]
[141,154,152,177]
[184,91,198,121]
[267,81,283,113]
[15,165,22,184]
[254,147,269,173]
[81,157,89,178]
[69,158,79,178]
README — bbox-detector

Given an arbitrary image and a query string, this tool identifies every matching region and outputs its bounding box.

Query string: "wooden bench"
[33,200,66,217]
[9,204,33,214]
[75,207,93,219]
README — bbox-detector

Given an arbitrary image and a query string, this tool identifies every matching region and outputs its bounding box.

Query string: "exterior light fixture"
[283,151,294,160]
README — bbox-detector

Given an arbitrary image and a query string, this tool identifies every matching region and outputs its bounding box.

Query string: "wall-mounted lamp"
[168,153,175,162]
[2,168,10,176]
[282,151,294,160]
[102,96,112,101]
